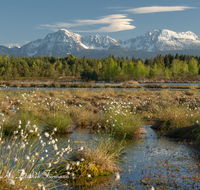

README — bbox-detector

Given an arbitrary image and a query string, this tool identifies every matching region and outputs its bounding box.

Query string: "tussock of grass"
[69,106,96,128]
[2,111,40,136]
[53,137,123,182]
[152,105,200,134]
[73,138,122,173]
[44,112,72,134]
[105,112,142,140]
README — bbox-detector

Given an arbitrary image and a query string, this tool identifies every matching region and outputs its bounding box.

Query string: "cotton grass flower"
[65,164,70,171]
[46,163,51,168]
[44,132,49,138]
[41,171,49,177]
[87,174,91,178]
[25,155,30,160]
[21,143,25,149]
[53,144,58,151]
[76,161,80,166]
[38,183,46,190]
[114,172,120,180]
[14,157,18,162]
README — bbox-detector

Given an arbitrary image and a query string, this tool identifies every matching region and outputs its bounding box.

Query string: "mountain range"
[1,29,200,59]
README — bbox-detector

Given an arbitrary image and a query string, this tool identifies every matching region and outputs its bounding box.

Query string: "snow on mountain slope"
[20,29,88,56]
[17,29,122,56]
[81,34,121,50]
[120,29,200,52]
[1,29,200,57]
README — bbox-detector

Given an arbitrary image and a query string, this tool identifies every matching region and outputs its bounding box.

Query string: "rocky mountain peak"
[0,29,200,57]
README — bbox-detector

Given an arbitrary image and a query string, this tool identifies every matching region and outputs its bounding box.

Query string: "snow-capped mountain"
[19,29,89,57]
[1,29,200,58]
[81,34,121,50]
[120,29,200,52]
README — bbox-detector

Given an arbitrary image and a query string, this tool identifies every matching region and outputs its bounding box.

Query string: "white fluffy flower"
[38,183,45,190]
[25,155,30,160]
[44,132,49,138]
[53,144,58,151]
[7,145,11,149]
[87,174,91,178]
[114,172,120,180]
[65,164,70,171]
[21,143,25,149]
[46,163,51,168]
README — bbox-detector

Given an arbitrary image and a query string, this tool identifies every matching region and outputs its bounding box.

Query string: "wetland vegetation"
[1,88,200,189]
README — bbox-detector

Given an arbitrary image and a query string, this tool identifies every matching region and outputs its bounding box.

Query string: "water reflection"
[51,125,200,189]
[4,125,200,189]
[120,125,200,189]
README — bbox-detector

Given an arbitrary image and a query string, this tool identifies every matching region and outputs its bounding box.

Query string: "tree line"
[1,53,200,81]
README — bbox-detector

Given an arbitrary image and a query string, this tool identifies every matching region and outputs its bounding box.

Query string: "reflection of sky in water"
[1,86,199,92]
[140,83,200,85]
[51,125,200,189]
[120,125,200,189]
[10,126,200,189]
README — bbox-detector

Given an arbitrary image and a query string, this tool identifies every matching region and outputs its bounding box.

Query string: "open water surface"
[51,125,200,189]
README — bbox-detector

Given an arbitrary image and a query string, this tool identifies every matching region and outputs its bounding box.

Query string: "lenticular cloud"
[125,6,197,14]
[40,14,136,33]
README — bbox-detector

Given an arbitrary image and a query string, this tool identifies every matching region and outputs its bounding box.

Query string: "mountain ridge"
[1,29,200,58]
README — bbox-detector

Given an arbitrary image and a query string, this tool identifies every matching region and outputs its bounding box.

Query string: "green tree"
[31,62,40,77]
[188,58,199,77]
[4,53,9,59]
[171,59,181,78]
[105,58,115,80]
[164,67,171,80]
[181,61,189,78]
[133,60,146,79]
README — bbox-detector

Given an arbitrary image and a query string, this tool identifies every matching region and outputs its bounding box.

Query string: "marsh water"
[52,125,200,190]
[140,83,200,85]
[2,86,200,189]
[1,81,200,92]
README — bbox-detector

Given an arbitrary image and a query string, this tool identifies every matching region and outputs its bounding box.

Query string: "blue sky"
[1,0,199,47]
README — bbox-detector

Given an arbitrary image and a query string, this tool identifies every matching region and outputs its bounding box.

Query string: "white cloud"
[124,6,197,14]
[39,14,135,33]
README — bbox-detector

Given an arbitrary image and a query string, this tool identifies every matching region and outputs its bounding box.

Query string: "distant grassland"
[1,78,200,89]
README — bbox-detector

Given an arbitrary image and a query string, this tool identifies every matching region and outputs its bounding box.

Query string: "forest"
[1,53,200,81]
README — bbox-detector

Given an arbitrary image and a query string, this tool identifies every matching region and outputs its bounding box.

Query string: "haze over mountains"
[1,29,200,59]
